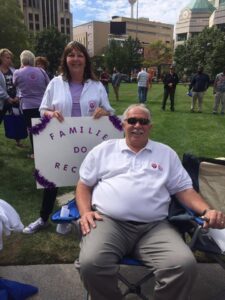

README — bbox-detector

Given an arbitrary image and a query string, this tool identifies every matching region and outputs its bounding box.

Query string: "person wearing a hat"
[161,65,179,112]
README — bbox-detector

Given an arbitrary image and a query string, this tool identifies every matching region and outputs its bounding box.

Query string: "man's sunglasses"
[125,117,150,125]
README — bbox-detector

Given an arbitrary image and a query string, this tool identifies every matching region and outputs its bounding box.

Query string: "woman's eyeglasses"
[125,118,150,125]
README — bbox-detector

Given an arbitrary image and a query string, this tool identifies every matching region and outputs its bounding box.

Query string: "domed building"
[175,0,216,47]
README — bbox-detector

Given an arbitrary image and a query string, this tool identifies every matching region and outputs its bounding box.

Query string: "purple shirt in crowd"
[69,82,83,116]
[13,66,50,110]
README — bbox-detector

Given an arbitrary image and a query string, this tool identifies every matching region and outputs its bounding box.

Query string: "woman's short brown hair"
[0,48,13,64]
[35,56,49,70]
[59,41,97,82]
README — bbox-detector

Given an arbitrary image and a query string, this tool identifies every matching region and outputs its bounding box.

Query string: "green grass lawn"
[0,82,224,265]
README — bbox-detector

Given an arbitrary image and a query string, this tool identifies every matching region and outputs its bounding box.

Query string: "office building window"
[61,27,65,33]
[66,27,70,34]
[177,33,187,41]
[66,18,70,25]
[35,14,39,22]
[29,23,34,30]
[61,17,64,24]
[65,2,69,10]
[35,23,40,31]
[29,13,33,21]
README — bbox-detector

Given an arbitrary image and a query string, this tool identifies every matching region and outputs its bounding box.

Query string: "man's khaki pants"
[79,215,197,300]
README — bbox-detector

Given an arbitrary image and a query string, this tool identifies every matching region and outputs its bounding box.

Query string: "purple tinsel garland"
[31,115,122,188]
[108,115,123,131]
[34,169,56,189]
[28,115,52,135]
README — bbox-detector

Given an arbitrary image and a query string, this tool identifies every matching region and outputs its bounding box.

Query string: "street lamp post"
[136,0,139,39]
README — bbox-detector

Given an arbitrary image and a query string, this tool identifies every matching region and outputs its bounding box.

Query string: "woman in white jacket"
[23,41,114,234]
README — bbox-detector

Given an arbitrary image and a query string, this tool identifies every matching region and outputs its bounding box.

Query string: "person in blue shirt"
[189,66,210,113]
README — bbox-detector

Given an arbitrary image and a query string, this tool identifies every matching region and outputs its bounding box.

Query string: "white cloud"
[70,0,191,27]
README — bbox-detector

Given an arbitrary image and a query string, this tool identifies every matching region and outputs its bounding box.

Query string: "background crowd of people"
[0,45,224,164]
[2,43,221,141]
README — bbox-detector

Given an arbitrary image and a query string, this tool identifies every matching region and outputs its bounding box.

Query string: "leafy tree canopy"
[34,27,68,74]
[174,26,225,79]
[144,40,172,68]
[143,40,173,78]
[0,0,30,66]
[104,37,143,75]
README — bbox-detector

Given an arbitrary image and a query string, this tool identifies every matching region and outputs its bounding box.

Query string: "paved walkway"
[1,263,225,299]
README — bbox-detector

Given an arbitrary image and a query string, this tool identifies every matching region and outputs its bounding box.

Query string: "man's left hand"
[79,211,103,235]
[202,209,225,229]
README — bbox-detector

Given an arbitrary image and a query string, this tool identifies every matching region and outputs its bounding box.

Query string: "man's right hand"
[79,211,103,235]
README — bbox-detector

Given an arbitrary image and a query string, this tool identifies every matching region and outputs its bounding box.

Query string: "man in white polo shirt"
[76,104,225,300]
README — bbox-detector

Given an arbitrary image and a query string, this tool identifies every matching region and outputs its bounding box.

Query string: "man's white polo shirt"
[79,139,192,222]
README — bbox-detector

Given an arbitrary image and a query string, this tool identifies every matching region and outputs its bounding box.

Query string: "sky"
[70,0,191,27]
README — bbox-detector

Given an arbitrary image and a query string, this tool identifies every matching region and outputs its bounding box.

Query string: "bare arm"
[75,180,103,235]
[176,188,225,229]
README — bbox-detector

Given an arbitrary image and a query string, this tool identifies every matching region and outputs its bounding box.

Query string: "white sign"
[32,116,123,188]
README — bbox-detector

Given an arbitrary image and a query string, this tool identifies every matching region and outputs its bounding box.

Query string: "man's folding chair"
[171,153,225,269]
[52,199,154,300]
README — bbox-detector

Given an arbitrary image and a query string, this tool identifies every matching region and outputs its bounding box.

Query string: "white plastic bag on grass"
[0,199,24,250]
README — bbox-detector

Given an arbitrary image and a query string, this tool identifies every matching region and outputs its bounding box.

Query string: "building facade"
[73,21,110,57]
[175,0,225,47]
[209,0,225,29]
[17,0,72,39]
[73,16,173,58]
[110,16,173,46]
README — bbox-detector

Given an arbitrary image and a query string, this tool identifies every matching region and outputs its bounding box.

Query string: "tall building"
[17,0,72,39]
[175,0,225,47]
[73,17,173,58]
[175,0,215,47]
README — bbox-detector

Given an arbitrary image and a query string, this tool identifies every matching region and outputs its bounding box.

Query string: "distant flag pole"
[136,0,139,39]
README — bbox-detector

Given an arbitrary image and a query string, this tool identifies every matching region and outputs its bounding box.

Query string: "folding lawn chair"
[52,200,154,300]
[51,153,225,299]
[172,153,225,268]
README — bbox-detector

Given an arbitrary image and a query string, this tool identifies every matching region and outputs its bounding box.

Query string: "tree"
[104,37,143,74]
[174,27,225,79]
[144,40,173,78]
[34,27,68,74]
[104,39,126,73]
[122,37,143,75]
[0,0,30,66]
